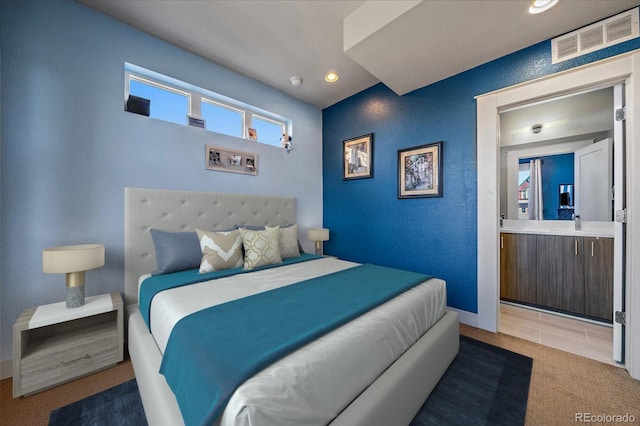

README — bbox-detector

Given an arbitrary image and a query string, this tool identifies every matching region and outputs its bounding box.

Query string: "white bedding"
[140,257,447,426]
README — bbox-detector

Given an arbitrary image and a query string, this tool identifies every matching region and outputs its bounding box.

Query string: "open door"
[571,84,625,364]
[612,83,626,363]
[574,138,612,221]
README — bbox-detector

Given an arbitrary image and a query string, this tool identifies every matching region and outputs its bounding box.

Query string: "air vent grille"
[607,13,633,41]
[552,8,639,64]
[557,34,579,58]
[581,27,603,50]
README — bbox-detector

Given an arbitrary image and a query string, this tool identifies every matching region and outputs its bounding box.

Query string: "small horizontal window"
[252,115,285,147]
[124,64,291,148]
[201,99,244,138]
[129,77,190,126]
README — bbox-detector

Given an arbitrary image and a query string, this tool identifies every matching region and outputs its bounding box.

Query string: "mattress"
[140,257,447,426]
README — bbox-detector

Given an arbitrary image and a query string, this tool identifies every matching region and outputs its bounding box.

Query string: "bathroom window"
[518,163,530,218]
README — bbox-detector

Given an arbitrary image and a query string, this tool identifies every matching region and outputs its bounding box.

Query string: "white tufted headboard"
[124,187,297,306]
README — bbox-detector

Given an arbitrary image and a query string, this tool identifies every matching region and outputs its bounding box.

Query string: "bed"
[124,187,459,426]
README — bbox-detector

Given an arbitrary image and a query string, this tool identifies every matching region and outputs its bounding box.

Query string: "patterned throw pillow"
[239,227,282,270]
[269,224,300,259]
[236,224,303,257]
[196,228,244,273]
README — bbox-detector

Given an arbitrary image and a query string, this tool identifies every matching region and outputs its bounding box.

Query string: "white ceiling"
[77,0,639,109]
[500,87,613,147]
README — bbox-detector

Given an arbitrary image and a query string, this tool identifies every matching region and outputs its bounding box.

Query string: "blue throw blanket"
[139,253,321,330]
[159,263,432,426]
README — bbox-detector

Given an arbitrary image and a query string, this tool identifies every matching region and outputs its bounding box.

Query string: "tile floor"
[499,302,617,366]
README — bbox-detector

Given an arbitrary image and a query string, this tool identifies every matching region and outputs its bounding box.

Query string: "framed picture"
[205,145,258,176]
[398,141,443,198]
[343,133,373,180]
[246,127,258,141]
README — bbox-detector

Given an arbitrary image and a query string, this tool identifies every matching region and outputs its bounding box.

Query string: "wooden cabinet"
[500,233,612,321]
[561,236,586,315]
[584,237,614,321]
[500,233,537,304]
[536,235,566,311]
[536,235,585,314]
[500,232,515,300]
[13,292,123,397]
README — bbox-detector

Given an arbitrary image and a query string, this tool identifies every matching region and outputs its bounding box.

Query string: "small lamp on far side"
[43,244,105,308]
[308,228,329,256]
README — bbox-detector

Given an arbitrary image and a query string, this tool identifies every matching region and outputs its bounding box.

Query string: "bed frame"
[124,187,459,426]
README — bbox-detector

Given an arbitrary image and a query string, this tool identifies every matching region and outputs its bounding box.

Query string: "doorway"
[496,86,619,365]
[475,51,640,380]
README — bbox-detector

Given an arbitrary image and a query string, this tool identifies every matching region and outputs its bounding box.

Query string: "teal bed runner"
[159,263,432,426]
[139,253,321,330]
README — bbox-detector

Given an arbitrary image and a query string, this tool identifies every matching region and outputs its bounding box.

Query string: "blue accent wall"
[541,154,575,220]
[0,0,322,362]
[522,154,575,220]
[323,21,640,314]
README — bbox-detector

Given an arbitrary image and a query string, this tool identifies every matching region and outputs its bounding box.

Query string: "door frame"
[476,50,640,379]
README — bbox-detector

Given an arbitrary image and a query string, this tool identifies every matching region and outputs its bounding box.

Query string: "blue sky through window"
[252,116,283,147]
[201,102,243,138]
[129,80,189,126]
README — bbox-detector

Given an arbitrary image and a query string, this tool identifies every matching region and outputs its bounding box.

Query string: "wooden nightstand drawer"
[14,293,124,397]
[20,313,119,393]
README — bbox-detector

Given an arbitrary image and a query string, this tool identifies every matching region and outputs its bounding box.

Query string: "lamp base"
[315,241,323,256]
[67,284,85,308]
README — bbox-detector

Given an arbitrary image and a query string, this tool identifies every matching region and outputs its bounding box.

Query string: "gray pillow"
[150,229,202,275]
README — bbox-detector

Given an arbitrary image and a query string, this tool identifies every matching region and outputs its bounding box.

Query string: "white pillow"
[270,224,300,259]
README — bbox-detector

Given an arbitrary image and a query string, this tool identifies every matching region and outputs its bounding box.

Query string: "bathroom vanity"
[500,222,614,322]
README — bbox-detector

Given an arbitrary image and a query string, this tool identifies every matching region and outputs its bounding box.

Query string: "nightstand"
[13,292,123,397]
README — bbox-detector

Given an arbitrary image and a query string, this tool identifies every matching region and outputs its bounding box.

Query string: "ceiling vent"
[552,7,639,64]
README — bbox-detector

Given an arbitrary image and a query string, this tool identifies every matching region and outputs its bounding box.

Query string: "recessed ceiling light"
[325,72,339,83]
[528,0,559,14]
[290,76,302,86]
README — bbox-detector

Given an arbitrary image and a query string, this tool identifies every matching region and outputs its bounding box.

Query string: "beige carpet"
[0,357,135,426]
[460,324,640,426]
[2,325,638,426]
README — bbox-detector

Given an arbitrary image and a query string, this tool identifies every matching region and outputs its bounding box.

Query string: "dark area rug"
[410,335,532,426]
[48,379,147,426]
[49,336,532,426]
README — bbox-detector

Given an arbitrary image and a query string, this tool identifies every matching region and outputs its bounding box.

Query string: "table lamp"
[308,228,329,256]
[43,244,105,308]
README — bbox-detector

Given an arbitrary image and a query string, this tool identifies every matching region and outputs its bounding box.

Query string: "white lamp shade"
[308,228,329,242]
[43,244,105,274]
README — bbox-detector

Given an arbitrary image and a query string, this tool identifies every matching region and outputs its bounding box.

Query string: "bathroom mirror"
[499,87,615,222]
